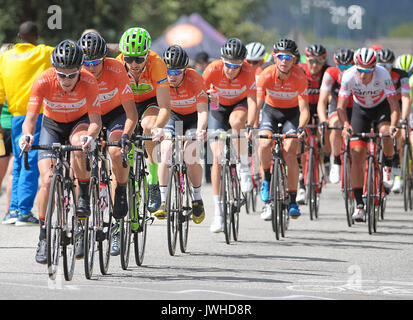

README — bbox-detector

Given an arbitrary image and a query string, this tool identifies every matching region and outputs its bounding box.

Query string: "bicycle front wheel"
[402,143,411,212]
[306,149,316,220]
[221,164,232,244]
[343,150,354,227]
[61,181,77,281]
[231,166,240,242]
[271,159,281,240]
[366,157,376,235]
[167,167,181,256]
[46,174,63,280]
[84,182,98,279]
[120,179,133,270]
[133,156,149,266]
[179,172,191,253]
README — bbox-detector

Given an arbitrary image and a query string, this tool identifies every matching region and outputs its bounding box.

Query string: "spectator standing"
[0,21,54,226]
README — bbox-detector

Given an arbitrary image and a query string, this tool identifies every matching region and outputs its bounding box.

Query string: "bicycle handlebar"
[258,133,299,140]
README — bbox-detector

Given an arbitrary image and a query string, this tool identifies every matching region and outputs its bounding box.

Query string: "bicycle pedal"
[96,230,106,242]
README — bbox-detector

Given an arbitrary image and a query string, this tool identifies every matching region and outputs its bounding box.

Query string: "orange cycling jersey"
[169,68,208,115]
[28,68,101,123]
[257,64,308,108]
[116,50,169,103]
[202,60,256,106]
[92,57,134,115]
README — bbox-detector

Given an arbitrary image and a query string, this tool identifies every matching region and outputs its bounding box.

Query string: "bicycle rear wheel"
[133,156,149,266]
[120,179,133,270]
[179,172,191,253]
[98,164,113,275]
[46,174,63,280]
[84,182,98,279]
[167,167,181,256]
[62,182,77,281]
[343,150,354,227]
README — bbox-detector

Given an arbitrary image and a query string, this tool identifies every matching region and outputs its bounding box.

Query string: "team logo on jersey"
[99,88,119,102]
[43,98,87,112]
[266,89,299,99]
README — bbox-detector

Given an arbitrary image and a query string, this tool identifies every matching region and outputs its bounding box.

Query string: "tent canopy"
[151,13,227,60]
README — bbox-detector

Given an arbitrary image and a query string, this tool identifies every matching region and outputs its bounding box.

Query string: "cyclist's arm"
[401,93,411,121]
[387,95,400,128]
[196,101,208,131]
[86,113,102,140]
[154,86,170,128]
[337,96,349,127]
[298,96,310,129]
[121,99,138,137]
[247,94,258,128]
[22,111,39,136]
[317,89,330,123]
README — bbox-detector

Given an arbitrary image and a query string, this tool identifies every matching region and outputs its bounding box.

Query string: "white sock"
[213,195,223,217]
[159,186,167,203]
[192,185,202,201]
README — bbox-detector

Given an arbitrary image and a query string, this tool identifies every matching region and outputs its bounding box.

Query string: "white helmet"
[246,42,266,61]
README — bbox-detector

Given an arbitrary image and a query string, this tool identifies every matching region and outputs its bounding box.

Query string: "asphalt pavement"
[1,177,413,301]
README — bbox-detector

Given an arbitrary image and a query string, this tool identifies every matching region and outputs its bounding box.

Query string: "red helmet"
[354,48,377,67]
[369,44,384,52]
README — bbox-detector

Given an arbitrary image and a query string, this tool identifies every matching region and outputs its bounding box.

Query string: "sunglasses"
[84,58,104,67]
[357,67,375,74]
[124,55,147,65]
[338,64,352,71]
[223,60,243,69]
[55,70,80,79]
[247,60,260,65]
[167,69,184,76]
[308,58,324,65]
[378,63,393,69]
[275,53,294,61]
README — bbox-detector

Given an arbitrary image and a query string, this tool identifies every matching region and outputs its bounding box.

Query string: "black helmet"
[273,38,298,55]
[305,43,327,57]
[162,45,189,69]
[77,32,108,60]
[51,40,84,69]
[376,48,395,64]
[221,38,247,60]
[333,48,354,65]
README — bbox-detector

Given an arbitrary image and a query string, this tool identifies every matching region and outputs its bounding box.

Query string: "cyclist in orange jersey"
[257,39,309,220]
[203,38,257,233]
[117,27,171,214]
[155,45,208,224]
[19,40,102,264]
[78,32,138,258]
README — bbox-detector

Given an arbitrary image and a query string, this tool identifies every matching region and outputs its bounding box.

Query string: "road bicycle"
[82,134,118,279]
[352,128,389,234]
[259,124,295,240]
[164,133,199,256]
[210,132,247,244]
[400,122,413,212]
[24,143,82,281]
[245,136,262,214]
[119,134,153,269]
[302,121,326,220]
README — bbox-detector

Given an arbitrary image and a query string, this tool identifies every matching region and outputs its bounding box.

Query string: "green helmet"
[119,27,151,56]
[395,54,413,73]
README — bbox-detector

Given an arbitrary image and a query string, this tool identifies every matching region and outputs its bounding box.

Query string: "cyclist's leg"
[155,116,174,219]
[208,104,231,232]
[228,101,251,192]
[106,111,130,219]
[70,118,92,217]
[328,110,343,184]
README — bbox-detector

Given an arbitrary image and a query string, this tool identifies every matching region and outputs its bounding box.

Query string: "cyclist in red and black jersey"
[376,48,411,193]
[317,48,354,184]
[297,44,330,204]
